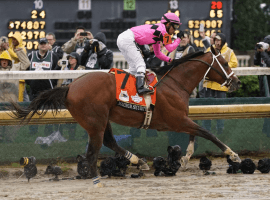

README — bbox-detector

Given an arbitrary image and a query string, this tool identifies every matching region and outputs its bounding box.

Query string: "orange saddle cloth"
[109,68,158,112]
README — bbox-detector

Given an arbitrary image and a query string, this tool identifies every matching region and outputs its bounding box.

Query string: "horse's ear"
[210,45,217,55]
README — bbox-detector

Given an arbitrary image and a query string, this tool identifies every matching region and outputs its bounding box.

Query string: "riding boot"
[136,73,153,95]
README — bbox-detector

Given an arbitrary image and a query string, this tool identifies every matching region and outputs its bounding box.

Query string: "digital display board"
[7,1,46,50]
[188,1,225,48]
[1,0,231,51]
[143,0,231,49]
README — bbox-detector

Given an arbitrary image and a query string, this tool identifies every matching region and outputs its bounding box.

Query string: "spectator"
[145,44,162,69]
[0,49,30,143]
[27,38,60,100]
[198,31,218,97]
[61,26,93,55]
[57,52,85,87]
[0,36,9,55]
[254,35,270,138]
[81,32,113,69]
[184,29,200,52]
[46,32,64,59]
[201,33,238,134]
[175,31,195,59]
[200,31,216,51]
[0,50,30,101]
[7,32,28,102]
[254,35,270,97]
[8,32,27,63]
[27,38,60,136]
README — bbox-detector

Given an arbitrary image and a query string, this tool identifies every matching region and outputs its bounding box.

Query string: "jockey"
[117,13,184,95]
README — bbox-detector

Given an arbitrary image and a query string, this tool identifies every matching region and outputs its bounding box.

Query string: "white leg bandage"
[125,151,139,164]
[92,176,103,187]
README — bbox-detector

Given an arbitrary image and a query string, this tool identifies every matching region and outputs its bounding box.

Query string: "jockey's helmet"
[161,13,182,26]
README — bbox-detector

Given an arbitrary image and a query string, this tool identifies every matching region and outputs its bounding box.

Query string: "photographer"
[254,35,270,97]
[0,36,9,55]
[81,32,113,69]
[46,32,64,59]
[61,26,93,56]
[57,52,85,87]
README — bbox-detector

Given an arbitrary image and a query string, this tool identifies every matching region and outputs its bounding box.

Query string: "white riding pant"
[117,29,146,76]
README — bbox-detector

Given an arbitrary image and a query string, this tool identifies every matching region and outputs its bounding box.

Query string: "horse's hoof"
[94,182,104,188]
[180,156,189,169]
[230,153,241,163]
[138,159,150,170]
[140,163,150,170]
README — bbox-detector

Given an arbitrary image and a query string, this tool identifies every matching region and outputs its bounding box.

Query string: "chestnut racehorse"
[9,46,241,187]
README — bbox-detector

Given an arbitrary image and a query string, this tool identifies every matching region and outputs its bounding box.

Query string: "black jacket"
[254,44,270,97]
[27,51,60,100]
[145,52,162,69]
[51,42,64,60]
[81,32,113,69]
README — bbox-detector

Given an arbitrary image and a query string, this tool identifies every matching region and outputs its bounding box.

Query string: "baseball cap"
[39,38,48,44]
[215,35,222,40]
[67,52,80,63]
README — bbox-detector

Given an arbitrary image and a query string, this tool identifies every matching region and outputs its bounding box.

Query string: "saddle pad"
[109,68,158,112]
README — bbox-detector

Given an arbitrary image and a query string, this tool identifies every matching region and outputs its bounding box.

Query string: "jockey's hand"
[168,58,174,64]
[177,31,184,39]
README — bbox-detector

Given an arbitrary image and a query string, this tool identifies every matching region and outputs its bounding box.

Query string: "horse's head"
[204,45,241,92]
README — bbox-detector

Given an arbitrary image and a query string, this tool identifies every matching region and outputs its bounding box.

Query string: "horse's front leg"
[177,118,241,168]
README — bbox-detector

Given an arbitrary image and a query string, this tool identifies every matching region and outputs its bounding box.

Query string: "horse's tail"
[9,86,69,124]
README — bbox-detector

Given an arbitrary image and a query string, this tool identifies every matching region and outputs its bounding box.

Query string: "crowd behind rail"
[0,25,270,141]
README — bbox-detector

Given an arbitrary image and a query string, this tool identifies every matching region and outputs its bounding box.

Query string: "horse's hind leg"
[103,121,149,170]
[85,129,104,188]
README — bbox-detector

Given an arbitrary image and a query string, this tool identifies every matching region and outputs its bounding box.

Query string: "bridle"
[153,50,234,89]
[189,51,234,87]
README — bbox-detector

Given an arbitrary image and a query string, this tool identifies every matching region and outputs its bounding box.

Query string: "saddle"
[109,68,158,129]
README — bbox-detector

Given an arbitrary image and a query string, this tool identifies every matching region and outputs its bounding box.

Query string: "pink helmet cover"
[161,13,182,25]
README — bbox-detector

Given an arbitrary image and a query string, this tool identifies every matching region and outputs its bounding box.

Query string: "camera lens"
[20,156,36,166]
[20,157,29,166]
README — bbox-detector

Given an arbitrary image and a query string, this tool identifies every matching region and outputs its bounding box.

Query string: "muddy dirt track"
[0,157,270,200]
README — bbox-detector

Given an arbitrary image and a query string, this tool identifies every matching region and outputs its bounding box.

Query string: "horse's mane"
[151,51,205,75]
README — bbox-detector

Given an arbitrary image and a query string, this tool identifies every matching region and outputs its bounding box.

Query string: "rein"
[153,64,175,88]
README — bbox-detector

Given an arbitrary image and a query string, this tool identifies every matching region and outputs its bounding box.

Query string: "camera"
[20,156,36,166]
[255,42,269,51]
[80,32,88,36]
[61,60,68,65]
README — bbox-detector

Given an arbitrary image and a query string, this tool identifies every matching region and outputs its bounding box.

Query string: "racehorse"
[9,45,241,187]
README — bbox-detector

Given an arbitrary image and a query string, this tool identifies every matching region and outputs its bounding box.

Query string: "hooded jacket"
[203,33,238,91]
[81,32,113,69]
[0,49,30,102]
[56,53,85,87]
[8,32,27,64]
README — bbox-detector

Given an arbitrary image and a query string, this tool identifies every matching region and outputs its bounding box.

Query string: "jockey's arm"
[164,38,181,52]
[152,42,171,62]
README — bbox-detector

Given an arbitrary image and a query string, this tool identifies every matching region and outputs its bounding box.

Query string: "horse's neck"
[170,56,211,95]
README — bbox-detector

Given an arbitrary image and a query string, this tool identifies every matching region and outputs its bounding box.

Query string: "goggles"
[171,23,180,30]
